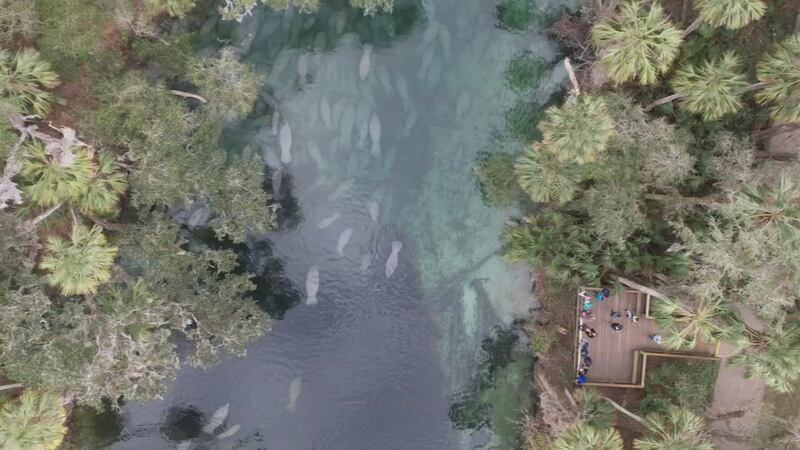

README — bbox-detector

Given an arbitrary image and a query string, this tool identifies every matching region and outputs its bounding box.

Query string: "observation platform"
[575,280,719,388]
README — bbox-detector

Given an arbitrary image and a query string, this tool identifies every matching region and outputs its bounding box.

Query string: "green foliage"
[735,175,800,244]
[0,0,39,47]
[475,152,521,207]
[37,0,118,75]
[694,0,766,29]
[529,326,557,356]
[507,52,548,91]
[553,423,623,450]
[634,405,714,450]
[131,32,193,79]
[220,0,319,20]
[0,212,37,290]
[505,99,545,141]
[756,36,800,122]
[0,49,58,115]
[650,294,738,350]
[639,360,720,416]
[78,151,127,217]
[117,215,271,366]
[504,211,689,284]
[576,389,616,429]
[19,141,94,207]
[0,390,67,450]
[671,52,749,121]
[145,0,197,17]
[514,146,581,204]
[40,223,117,296]
[591,1,683,85]
[581,180,645,247]
[187,48,262,122]
[538,94,615,164]
[497,0,539,31]
[730,321,800,393]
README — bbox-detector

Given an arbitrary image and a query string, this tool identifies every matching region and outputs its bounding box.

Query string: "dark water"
[75,0,573,448]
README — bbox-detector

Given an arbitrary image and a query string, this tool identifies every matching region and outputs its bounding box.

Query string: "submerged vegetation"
[476,0,800,446]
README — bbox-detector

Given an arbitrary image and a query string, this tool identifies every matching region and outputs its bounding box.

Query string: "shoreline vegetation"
[0,0,398,447]
[475,0,800,447]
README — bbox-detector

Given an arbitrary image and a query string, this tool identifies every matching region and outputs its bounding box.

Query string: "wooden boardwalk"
[576,288,717,386]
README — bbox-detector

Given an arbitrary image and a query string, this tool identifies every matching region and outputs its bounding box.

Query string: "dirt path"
[708,307,768,448]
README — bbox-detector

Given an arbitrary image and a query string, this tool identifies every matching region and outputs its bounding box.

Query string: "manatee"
[271,111,280,135]
[202,403,229,434]
[357,119,369,148]
[427,58,442,87]
[313,31,327,51]
[369,114,381,149]
[421,21,439,47]
[360,254,372,271]
[297,53,308,83]
[339,106,356,145]
[242,144,254,161]
[286,377,302,411]
[271,169,282,196]
[316,212,341,229]
[376,64,393,93]
[404,108,418,135]
[368,200,379,222]
[456,91,471,119]
[439,27,452,59]
[216,424,241,440]
[320,97,333,129]
[385,241,403,278]
[396,74,412,111]
[263,147,281,169]
[176,441,192,450]
[308,140,323,167]
[418,46,436,80]
[337,228,353,256]
[306,266,319,305]
[359,44,373,80]
[279,123,292,164]
[329,179,354,200]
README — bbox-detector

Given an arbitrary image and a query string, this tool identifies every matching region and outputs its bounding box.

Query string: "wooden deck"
[576,287,717,386]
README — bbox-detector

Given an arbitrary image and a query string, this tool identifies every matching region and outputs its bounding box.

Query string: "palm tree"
[0,49,59,115]
[514,146,582,204]
[634,405,714,449]
[734,176,800,243]
[591,1,683,85]
[553,423,624,450]
[648,52,748,121]
[756,36,800,122]
[576,389,616,429]
[78,151,128,216]
[683,0,766,36]
[650,294,737,350]
[20,141,94,207]
[39,223,118,296]
[730,320,800,393]
[0,390,67,450]
[538,94,615,164]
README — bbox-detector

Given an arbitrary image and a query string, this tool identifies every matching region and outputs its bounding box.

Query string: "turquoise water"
[76,0,572,448]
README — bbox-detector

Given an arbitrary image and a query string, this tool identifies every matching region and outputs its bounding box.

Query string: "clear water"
[74,0,572,448]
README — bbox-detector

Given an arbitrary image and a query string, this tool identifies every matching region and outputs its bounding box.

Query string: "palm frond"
[514,145,582,204]
[40,223,118,296]
[554,423,624,450]
[0,390,67,450]
[78,151,128,216]
[20,141,94,207]
[591,1,683,85]
[671,52,748,121]
[538,94,615,164]
[756,36,800,122]
[695,0,766,29]
[635,406,714,449]
[0,49,59,115]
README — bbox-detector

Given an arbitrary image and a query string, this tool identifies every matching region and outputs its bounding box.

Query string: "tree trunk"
[169,89,208,103]
[644,93,683,111]
[28,203,62,226]
[739,81,769,94]
[602,396,648,426]
[89,215,126,231]
[0,383,23,392]
[564,58,581,95]
[682,17,704,38]
[755,151,797,162]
